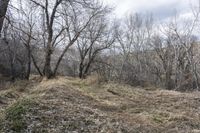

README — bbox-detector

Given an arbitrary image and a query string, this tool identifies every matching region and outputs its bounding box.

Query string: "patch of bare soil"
[0,77,200,133]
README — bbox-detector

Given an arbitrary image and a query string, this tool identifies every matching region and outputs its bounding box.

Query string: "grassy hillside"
[0,76,200,133]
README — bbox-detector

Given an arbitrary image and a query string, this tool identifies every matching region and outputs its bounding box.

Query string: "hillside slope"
[0,77,200,133]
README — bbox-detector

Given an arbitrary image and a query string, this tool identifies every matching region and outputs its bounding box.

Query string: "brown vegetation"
[0,76,200,132]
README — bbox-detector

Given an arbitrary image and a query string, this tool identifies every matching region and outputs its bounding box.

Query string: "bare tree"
[115,13,154,85]
[0,19,28,81]
[16,1,38,79]
[77,13,114,78]
[30,0,107,79]
[0,0,10,36]
[30,0,65,78]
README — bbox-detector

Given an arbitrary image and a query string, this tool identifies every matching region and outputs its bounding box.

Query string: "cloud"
[102,0,198,20]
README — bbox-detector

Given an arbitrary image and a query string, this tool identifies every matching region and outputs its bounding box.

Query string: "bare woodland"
[0,0,200,91]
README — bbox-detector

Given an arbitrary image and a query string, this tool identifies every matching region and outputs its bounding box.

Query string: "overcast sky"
[102,0,199,21]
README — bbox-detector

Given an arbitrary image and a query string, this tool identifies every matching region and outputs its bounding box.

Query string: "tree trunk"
[10,60,15,81]
[79,61,84,79]
[44,30,53,79]
[165,70,172,90]
[53,45,70,76]
[0,0,9,37]
[31,54,43,76]
[25,46,31,80]
[82,59,94,79]
[53,34,80,76]
[165,63,173,90]
[43,48,53,79]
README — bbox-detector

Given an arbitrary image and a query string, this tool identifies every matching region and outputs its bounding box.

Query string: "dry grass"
[0,76,200,132]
